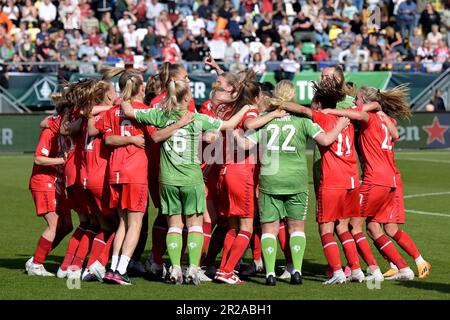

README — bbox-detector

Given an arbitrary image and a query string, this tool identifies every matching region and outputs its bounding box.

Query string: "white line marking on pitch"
[405,209,450,218]
[404,192,450,199]
[395,157,450,164]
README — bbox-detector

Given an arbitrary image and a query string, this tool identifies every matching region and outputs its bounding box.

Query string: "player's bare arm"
[232,129,256,151]
[361,101,381,112]
[378,111,400,140]
[244,109,287,130]
[39,116,51,129]
[60,115,82,136]
[314,117,351,146]
[34,156,65,166]
[120,100,136,119]
[220,105,253,130]
[322,108,369,122]
[105,134,145,149]
[151,112,194,143]
[282,102,313,119]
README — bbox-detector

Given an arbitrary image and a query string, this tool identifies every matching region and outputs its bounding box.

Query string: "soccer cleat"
[67,268,82,280]
[198,267,212,282]
[290,271,303,285]
[323,270,347,285]
[81,269,97,282]
[89,260,106,282]
[25,257,33,273]
[186,265,201,285]
[254,259,264,272]
[417,261,431,279]
[169,266,184,285]
[265,274,276,286]
[204,266,217,279]
[383,268,399,278]
[348,268,365,283]
[364,267,384,282]
[279,263,293,279]
[344,265,351,277]
[386,267,414,281]
[28,264,55,277]
[115,272,132,285]
[127,259,146,276]
[57,267,68,279]
[240,261,257,278]
[103,269,117,284]
[214,268,225,280]
[215,271,243,285]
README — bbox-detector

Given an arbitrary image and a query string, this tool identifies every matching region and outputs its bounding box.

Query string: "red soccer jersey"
[29,128,59,191]
[312,110,359,189]
[82,112,111,188]
[151,91,196,112]
[100,102,150,185]
[199,100,215,117]
[359,112,397,187]
[64,108,84,188]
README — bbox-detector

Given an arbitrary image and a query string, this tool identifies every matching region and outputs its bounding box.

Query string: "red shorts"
[392,180,405,224]
[109,183,148,213]
[148,175,160,209]
[316,187,360,223]
[218,166,255,219]
[31,190,69,216]
[204,166,219,203]
[359,183,395,222]
[86,186,116,217]
[67,185,89,214]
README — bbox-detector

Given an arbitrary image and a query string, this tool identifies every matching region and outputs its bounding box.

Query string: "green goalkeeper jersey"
[135,108,222,186]
[246,114,323,195]
[313,95,355,191]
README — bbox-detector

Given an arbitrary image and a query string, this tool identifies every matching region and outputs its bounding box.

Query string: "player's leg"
[186,213,204,285]
[147,211,168,278]
[335,218,364,282]
[52,212,73,250]
[222,217,253,275]
[166,214,184,285]
[319,221,345,284]
[128,210,148,276]
[71,213,99,273]
[218,216,238,271]
[277,219,293,279]
[29,211,59,276]
[104,208,126,282]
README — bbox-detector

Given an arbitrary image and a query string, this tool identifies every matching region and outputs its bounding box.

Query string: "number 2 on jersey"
[267,124,296,152]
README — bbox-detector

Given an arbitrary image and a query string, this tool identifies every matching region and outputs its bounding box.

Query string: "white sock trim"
[290,231,305,238]
[188,226,203,233]
[261,233,276,241]
[266,272,276,278]
[168,227,183,234]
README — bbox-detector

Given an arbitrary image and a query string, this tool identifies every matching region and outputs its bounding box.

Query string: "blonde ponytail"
[269,80,296,109]
[363,84,411,119]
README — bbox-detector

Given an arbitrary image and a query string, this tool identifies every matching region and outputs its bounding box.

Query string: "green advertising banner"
[1,113,449,153]
[260,72,391,105]
[6,73,59,107]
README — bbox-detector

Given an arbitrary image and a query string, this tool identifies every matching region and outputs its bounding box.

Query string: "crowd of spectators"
[1,0,450,80]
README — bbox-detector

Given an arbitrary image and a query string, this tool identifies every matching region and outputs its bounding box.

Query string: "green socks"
[187,226,204,266]
[261,233,277,277]
[166,227,183,267]
[290,232,306,274]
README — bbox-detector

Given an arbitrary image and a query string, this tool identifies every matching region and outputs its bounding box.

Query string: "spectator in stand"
[0,37,15,61]
[417,39,434,64]
[442,3,450,48]
[18,34,35,62]
[293,41,306,62]
[78,0,91,20]
[155,10,172,37]
[276,38,289,60]
[81,9,100,36]
[265,49,281,72]
[59,0,80,31]
[281,51,300,80]
[38,0,57,27]
[162,31,181,63]
[149,36,163,61]
[198,0,214,19]
[132,0,148,29]
[100,12,116,36]
[259,37,275,63]
[329,39,343,63]
[337,23,355,50]
[58,37,72,60]
[386,26,407,57]
[141,53,158,76]
[146,0,165,26]
[249,52,266,74]
[37,35,58,71]
[342,0,358,22]
[229,52,246,73]
[3,0,19,27]
[312,45,329,65]
[176,20,193,53]
[360,24,370,47]
[430,88,446,111]
[302,0,321,23]
[228,10,241,40]
[141,25,157,52]
[314,11,330,45]
[206,12,218,34]
[95,38,110,60]
[435,39,450,64]
[339,43,369,71]
[78,38,95,59]
[118,11,137,34]
[79,54,96,74]
[426,54,443,73]
[107,26,125,53]
[184,41,203,71]
[427,24,443,50]
[21,0,38,26]
[123,24,141,53]
[419,3,441,37]
[241,14,257,41]
[367,50,384,71]
[219,0,233,20]
[68,29,84,50]
[409,27,424,57]
[278,17,293,43]
[257,12,280,43]
[350,12,362,35]
[397,0,417,40]
[188,11,206,38]
[223,37,236,65]
[292,11,316,44]
[36,22,50,46]
[114,0,128,21]
[321,0,343,27]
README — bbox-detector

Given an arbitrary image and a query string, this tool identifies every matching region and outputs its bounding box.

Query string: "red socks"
[374,234,408,269]
[86,230,107,268]
[223,230,252,273]
[99,232,115,266]
[251,228,262,261]
[201,222,212,257]
[393,229,420,260]
[278,222,292,263]
[151,214,168,265]
[33,236,53,265]
[353,232,378,267]
[60,224,87,271]
[321,233,341,272]
[338,231,361,270]
[219,229,237,269]
[71,227,97,269]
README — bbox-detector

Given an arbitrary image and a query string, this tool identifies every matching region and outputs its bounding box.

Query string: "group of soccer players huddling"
[26,56,431,286]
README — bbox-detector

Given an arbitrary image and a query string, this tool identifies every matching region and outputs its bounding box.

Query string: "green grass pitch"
[1,150,449,300]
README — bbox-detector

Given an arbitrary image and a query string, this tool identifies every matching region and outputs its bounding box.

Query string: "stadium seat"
[301,42,316,55]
